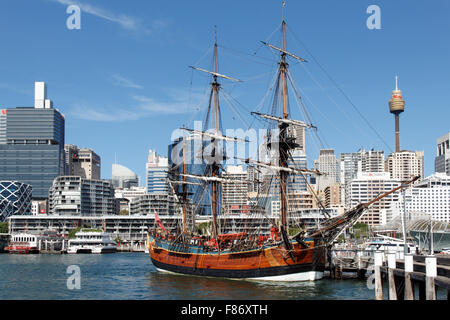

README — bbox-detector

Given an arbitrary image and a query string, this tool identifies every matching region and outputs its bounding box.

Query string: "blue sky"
[0,0,449,182]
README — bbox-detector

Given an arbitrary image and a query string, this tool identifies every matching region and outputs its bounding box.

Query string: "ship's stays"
[147,2,418,281]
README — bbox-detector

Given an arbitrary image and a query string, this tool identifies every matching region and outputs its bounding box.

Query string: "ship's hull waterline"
[148,236,326,282]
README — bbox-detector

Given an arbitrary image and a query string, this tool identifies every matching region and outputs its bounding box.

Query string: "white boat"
[6,233,40,254]
[363,235,418,257]
[67,230,117,254]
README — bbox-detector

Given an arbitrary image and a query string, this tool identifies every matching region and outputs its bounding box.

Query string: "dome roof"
[112,163,137,179]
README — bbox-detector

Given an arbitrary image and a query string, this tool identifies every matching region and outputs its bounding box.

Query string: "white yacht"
[67,230,117,254]
[363,235,418,257]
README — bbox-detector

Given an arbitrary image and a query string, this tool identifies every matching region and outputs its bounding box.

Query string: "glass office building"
[0,180,32,221]
[0,83,65,200]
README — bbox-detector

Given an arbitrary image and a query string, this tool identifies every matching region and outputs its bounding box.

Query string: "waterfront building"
[435,132,450,175]
[380,172,450,224]
[0,82,65,199]
[0,181,32,221]
[114,186,147,214]
[146,149,169,194]
[48,176,116,216]
[313,149,339,191]
[115,186,147,201]
[65,144,101,179]
[346,172,401,226]
[385,150,424,181]
[129,194,179,216]
[111,163,139,189]
[7,210,340,244]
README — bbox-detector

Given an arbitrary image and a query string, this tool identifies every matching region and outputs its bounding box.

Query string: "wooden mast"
[211,25,220,241]
[279,1,289,231]
[182,127,188,235]
[187,26,241,243]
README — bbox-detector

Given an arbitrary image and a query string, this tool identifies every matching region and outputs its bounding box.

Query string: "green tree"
[0,222,8,233]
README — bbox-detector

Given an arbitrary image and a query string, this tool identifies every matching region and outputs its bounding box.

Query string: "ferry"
[67,230,117,254]
[5,233,40,254]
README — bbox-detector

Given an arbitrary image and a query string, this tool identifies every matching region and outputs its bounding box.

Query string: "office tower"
[0,82,65,199]
[324,183,342,208]
[0,181,32,221]
[65,144,101,179]
[146,149,169,194]
[48,176,116,216]
[346,172,401,226]
[222,165,248,215]
[385,150,424,181]
[111,163,139,189]
[339,149,385,186]
[288,149,308,192]
[339,149,385,205]
[287,124,306,152]
[313,149,339,191]
[389,76,405,152]
[247,165,260,194]
[435,132,450,175]
[168,135,212,216]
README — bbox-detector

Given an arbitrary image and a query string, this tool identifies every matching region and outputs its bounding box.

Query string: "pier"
[328,247,450,300]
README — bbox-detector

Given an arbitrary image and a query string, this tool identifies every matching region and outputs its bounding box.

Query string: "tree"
[119,209,129,216]
[0,222,8,234]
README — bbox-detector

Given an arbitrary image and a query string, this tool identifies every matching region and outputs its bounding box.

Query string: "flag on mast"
[154,210,167,232]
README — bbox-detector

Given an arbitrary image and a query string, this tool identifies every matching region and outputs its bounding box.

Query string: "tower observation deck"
[389,76,405,152]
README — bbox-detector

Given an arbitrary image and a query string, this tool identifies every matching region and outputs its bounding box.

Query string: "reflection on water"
[0,252,422,300]
[146,261,375,300]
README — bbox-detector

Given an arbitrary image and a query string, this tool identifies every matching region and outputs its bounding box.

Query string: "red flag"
[154,210,167,232]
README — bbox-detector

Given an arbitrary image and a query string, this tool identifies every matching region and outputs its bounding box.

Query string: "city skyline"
[0,1,449,182]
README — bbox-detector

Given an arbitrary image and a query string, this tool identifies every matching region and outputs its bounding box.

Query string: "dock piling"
[404,254,414,300]
[374,251,384,300]
[387,252,397,300]
[425,256,437,300]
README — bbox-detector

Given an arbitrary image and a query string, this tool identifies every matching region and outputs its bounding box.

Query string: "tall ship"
[147,4,418,281]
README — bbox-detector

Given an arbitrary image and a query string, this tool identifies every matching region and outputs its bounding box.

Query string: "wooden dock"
[327,248,450,300]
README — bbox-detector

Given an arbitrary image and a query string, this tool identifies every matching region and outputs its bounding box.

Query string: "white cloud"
[48,0,169,33]
[68,89,206,122]
[111,74,143,89]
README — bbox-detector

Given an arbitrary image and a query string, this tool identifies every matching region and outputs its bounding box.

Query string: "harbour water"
[0,252,378,300]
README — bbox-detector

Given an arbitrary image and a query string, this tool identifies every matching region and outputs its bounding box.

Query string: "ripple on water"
[5,253,445,300]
